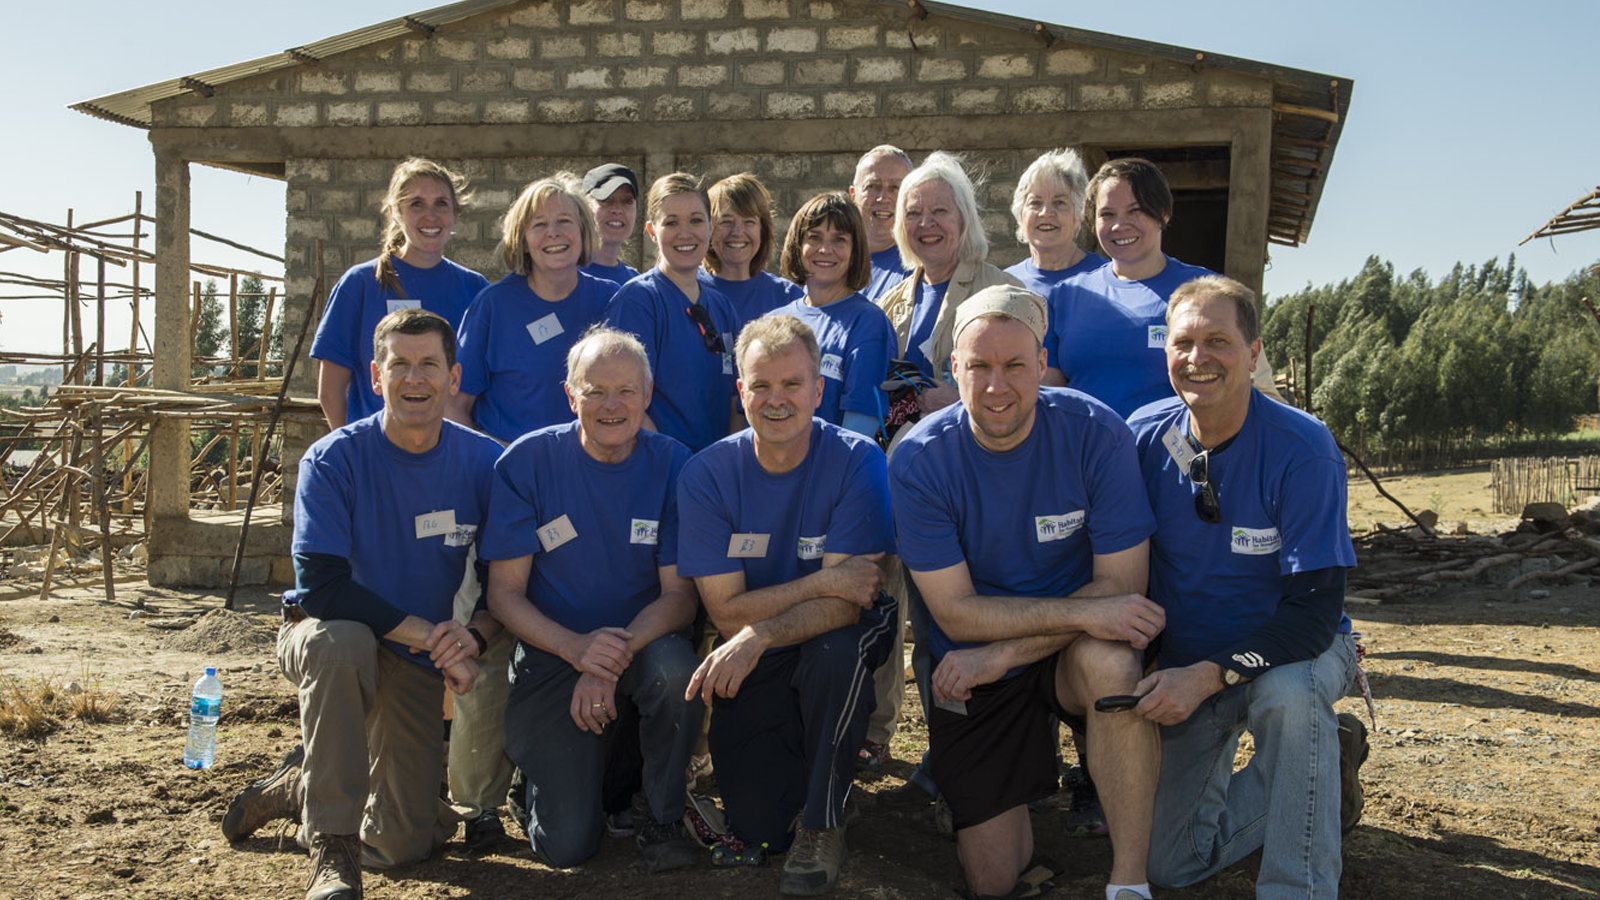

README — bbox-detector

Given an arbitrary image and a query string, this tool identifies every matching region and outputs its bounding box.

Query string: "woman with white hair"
[876,152,1023,414]
[1006,148,1106,295]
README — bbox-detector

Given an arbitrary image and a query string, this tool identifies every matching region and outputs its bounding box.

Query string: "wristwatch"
[1220,665,1243,688]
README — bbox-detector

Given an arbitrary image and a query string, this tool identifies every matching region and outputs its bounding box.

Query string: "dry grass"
[0,672,121,739]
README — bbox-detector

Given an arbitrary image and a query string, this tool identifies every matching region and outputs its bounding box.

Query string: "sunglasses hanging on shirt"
[684,303,725,354]
[1189,448,1222,524]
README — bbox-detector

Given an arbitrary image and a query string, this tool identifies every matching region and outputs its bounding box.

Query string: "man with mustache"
[1128,275,1367,900]
[678,314,897,896]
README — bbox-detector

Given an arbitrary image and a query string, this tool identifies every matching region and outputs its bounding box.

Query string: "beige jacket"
[876,259,1023,382]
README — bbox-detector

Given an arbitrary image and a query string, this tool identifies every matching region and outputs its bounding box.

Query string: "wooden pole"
[91,406,115,605]
[228,240,324,609]
[95,255,106,387]
[189,280,203,370]
[228,272,240,375]
[257,286,277,377]
[1302,304,1316,414]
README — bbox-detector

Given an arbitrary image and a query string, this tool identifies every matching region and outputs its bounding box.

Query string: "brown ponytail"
[375,157,472,295]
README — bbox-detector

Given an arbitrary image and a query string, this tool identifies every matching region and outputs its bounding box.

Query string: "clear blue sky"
[4,0,1596,353]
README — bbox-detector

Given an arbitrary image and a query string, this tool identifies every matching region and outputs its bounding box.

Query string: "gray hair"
[1010,148,1089,243]
[565,324,652,390]
[852,145,914,186]
[734,314,821,382]
[894,151,987,269]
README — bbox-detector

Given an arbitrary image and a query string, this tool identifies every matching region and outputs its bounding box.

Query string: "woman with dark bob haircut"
[770,192,896,438]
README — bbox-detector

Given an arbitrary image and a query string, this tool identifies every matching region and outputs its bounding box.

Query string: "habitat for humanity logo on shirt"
[1034,511,1085,542]
[1230,526,1281,555]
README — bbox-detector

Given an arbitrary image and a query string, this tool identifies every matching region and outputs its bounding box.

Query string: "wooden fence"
[1490,456,1600,514]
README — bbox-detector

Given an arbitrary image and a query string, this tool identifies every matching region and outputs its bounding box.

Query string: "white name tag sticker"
[727,533,771,558]
[933,695,968,716]
[444,523,477,548]
[415,509,456,540]
[526,312,563,345]
[797,534,826,560]
[629,518,660,545]
[1229,526,1282,556]
[1148,324,1167,348]
[916,334,937,369]
[722,352,734,375]
[819,353,843,381]
[1034,510,1085,543]
[537,513,579,553]
[1161,425,1196,472]
[387,299,422,315]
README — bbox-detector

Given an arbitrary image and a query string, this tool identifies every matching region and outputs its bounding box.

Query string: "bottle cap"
[205,667,216,676]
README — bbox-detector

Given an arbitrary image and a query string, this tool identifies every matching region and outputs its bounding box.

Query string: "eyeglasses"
[685,303,725,354]
[1189,449,1222,524]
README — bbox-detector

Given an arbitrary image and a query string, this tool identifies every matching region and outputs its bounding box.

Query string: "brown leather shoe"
[305,832,362,900]
[221,744,304,842]
[1338,713,1370,835]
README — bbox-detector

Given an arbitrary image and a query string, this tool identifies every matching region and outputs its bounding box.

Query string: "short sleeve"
[478,443,544,562]
[1082,416,1156,556]
[889,448,965,573]
[1275,456,1356,576]
[455,294,492,396]
[605,285,662,377]
[674,454,741,578]
[310,269,367,371]
[292,447,355,558]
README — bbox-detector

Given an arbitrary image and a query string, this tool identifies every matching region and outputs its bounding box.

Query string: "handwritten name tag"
[387,299,422,315]
[415,509,456,540]
[727,533,770,558]
[527,312,563,345]
[537,514,578,553]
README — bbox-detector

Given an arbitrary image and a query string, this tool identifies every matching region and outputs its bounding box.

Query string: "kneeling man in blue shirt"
[481,325,703,872]
[889,286,1163,900]
[1128,275,1367,899]
[679,314,897,896]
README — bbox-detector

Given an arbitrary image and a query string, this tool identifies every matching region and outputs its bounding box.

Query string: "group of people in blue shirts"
[223,145,1367,900]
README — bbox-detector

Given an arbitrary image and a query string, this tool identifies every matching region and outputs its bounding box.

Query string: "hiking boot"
[507,767,530,836]
[779,824,848,895]
[462,809,508,852]
[221,744,304,843]
[854,739,890,772]
[305,832,362,900]
[636,819,700,873]
[1338,713,1370,835]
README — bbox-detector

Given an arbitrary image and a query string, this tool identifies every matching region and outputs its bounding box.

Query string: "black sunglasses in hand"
[685,303,725,354]
[1189,448,1222,524]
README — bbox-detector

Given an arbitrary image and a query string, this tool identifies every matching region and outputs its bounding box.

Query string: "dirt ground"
[1,470,1598,899]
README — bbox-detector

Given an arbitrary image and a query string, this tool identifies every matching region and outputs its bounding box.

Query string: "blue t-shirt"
[604,268,739,452]
[904,279,952,380]
[702,270,803,337]
[865,246,911,302]
[479,422,689,635]
[1003,252,1107,296]
[890,388,1155,665]
[310,257,488,422]
[772,293,896,425]
[456,271,619,444]
[677,421,894,638]
[1043,256,1212,419]
[293,414,501,663]
[584,260,639,285]
[1129,391,1356,669]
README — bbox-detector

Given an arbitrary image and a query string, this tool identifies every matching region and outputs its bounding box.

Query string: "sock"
[1106,883,1152,900]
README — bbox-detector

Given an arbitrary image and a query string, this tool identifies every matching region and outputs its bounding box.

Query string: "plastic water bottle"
[183,667,223,769]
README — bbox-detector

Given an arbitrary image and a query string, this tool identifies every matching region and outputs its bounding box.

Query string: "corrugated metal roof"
[70,0,508,129]
[71,0,1351,245]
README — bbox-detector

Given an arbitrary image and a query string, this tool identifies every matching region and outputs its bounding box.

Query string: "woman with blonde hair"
[311,157,487,430]
[453,174,618,444]
[604,173,740,452]
[703,172,802,331]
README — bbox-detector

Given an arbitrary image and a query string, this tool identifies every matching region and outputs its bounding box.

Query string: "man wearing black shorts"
[889,286,1164,900]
